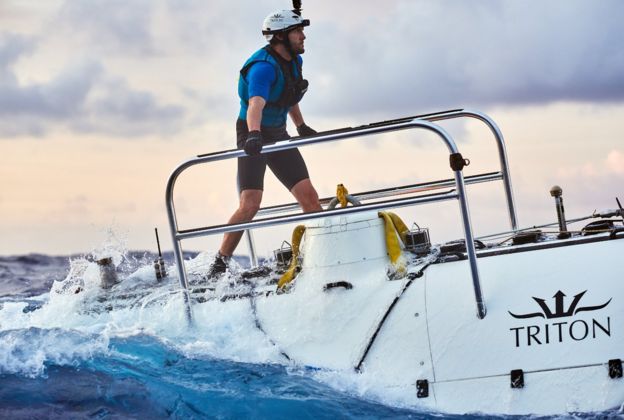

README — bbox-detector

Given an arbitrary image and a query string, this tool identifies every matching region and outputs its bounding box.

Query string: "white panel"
[426,239,624,382]
[432,364,624,415]
[302,212,388,268]
[257,261,406,370]
[360,276,434,386]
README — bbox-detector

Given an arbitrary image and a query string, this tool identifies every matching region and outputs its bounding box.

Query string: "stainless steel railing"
[426,109,516,230]
[255,171,503,217]
[166,109,514,323]
[240,109,516,265]
[252,109,516,223]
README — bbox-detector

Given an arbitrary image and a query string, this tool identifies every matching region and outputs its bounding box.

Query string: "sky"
[1,0,624,257]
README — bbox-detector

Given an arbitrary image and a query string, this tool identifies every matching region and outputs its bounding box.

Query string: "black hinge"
[510,369,524,388]
[416,379,429,398]
[609,359,623,379]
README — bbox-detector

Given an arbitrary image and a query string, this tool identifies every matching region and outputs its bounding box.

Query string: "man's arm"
[288,103,305,128]
[290,103,317,136]
[247,96,266,131]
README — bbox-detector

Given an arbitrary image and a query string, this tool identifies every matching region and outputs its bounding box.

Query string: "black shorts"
[236,119,310,191]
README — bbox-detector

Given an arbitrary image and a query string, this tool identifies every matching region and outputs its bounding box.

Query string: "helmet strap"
[275,31,295,59]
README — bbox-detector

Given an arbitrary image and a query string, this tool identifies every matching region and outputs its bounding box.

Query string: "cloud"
[557,149,624,179]
[303,0,624,117]
[37,194,92,225]
[0,32,185,138]
[553,148,624,211]
[54,0,266,57]
[4,1,624,137]
[606,150,624,175]
[57,0,156,55]
[71,75,185,136]
[0,32,34,70]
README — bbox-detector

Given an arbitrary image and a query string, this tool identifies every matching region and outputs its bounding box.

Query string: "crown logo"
[509,290,611,320]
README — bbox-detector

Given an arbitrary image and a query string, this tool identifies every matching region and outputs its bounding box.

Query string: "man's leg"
[219,189,263,257]
[265,146,321,213]
[290,178,322,212]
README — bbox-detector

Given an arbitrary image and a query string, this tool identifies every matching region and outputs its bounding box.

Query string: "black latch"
[609,359,623,379]
[449,153,470,171]
[416,379,429,398]
[510,369,524,388]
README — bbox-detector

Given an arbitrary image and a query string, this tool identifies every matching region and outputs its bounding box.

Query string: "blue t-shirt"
[246,61,274,101]
[238,50,304,127]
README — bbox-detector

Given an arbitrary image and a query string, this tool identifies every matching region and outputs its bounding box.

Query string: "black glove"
[244,130,263,155]
[296,123,317,137]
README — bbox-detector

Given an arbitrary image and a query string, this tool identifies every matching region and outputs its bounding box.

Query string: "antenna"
[153,227,167,280]
[292,0,302,15]
[154,227,163,257]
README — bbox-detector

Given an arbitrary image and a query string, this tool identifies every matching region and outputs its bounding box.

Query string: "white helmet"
[262,9,310,41]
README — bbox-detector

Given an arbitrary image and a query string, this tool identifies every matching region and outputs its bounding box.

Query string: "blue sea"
[0,253,622,419]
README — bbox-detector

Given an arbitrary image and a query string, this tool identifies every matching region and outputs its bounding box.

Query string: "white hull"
[161,109,624,415]
[224,211,624,415]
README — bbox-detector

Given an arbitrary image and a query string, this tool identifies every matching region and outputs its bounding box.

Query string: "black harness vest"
[240,46,309,109]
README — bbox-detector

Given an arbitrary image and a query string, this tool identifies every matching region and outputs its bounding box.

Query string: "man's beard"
[292,43,305,54]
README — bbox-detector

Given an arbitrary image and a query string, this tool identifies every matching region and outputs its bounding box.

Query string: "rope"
[337,183,349,208]
[277,225,306,289]
[378,211,410,277]
[327,184,361,209]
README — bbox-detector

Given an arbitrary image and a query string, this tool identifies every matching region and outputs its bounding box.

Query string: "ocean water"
[0,252,622,419]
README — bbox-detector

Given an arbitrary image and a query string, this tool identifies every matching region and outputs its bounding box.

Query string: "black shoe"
[205,254,228,280]
[240,265,272,279]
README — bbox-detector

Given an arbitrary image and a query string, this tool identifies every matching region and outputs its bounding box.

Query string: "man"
[207,8,322,278]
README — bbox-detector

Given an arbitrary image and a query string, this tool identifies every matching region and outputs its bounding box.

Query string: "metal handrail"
[256,171,503,217]
[178,190,458,240]
[426,109,517,230]
[242,109,516,260]
[257,108,516,227]
[166,113,500,323]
